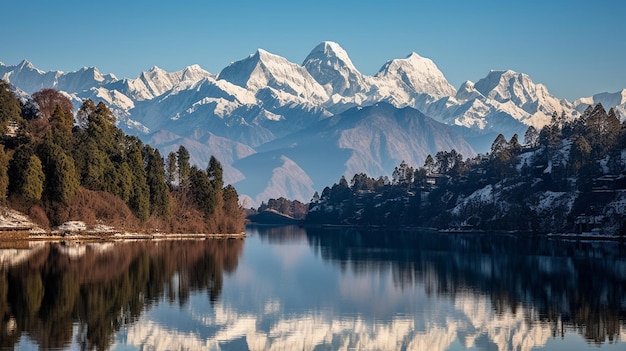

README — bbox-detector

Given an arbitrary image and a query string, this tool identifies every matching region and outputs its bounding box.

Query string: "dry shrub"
[28,204,49,229]
[67,188,138,230]
[167,192,207,233]
[45,201,71,226]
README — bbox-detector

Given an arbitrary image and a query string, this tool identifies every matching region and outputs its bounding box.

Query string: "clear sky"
[1,0,624,101]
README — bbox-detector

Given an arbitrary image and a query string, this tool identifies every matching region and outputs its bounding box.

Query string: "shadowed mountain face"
[235,103,475,204]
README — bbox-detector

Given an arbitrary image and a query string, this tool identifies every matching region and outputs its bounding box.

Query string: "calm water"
[1,226,625,350]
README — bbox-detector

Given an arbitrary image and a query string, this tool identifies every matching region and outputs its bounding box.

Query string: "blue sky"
[1,0,624,100]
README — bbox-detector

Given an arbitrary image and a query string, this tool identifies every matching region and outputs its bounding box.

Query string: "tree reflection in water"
[1,227,625,350]
[298,227,626,345]
[0,239,243,350]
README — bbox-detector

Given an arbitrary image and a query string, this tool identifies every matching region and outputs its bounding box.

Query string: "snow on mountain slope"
[574,89,626,119]
[473,70,575,127]
[303,41,371,97]
[119,64,213,101]
[374,52,457,103]
[218,49,329,105]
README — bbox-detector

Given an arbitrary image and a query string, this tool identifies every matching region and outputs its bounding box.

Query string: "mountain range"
[2,41,625,205]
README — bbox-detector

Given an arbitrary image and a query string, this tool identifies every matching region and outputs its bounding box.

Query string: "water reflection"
[0,239,243,350]
[1,226,625,350]
[256,226,626,348]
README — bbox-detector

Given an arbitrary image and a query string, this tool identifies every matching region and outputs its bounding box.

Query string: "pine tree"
[508,134,522,155]
[0,80,22,133]
[8,145,34,196]
[48,105,74,152]
[127,139,150,221]
[177,146,191,189]
[38,137,79,204]
[76,98,96,129]
[490,134,508,157]
[222,184,241,228]
[21,155,45,202]
[523,126,538,147]
[189,166,211,215]
[569,135,591,174]
[207,156,224,216]
[144,145,170,218]
[424,154,435,174]
[165,151,177,189]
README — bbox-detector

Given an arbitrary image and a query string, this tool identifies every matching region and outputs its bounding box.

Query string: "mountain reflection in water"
[1,226,625,350]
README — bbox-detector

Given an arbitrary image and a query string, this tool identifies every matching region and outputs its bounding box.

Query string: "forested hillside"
[0,80,244,233]
[307,104,626,235]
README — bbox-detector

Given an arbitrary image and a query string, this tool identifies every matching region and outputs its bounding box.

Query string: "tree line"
[306,104,626,233]
[0,80,244,233]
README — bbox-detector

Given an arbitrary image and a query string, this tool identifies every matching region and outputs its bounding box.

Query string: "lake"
[1,226,625,350]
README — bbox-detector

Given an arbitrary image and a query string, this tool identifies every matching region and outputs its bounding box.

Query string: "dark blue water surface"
[1,226,625,350]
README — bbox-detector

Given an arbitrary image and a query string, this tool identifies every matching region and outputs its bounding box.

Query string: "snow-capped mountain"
[218,48,329,105]
[303,41,371,98]
[574,89,626,118]
[374,52,457,101]
[114,64,214,101]
[473,70,576,127]
[0,60,117,94]
[2,42,624,205]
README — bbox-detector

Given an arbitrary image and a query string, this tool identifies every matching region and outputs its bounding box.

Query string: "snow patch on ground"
[533,191,575,213]
[452,185,494,215]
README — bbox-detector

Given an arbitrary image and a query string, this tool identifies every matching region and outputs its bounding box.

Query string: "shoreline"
[0,230,246,242]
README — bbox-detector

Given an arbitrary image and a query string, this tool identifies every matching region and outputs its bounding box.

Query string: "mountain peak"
[218,48,328,102]
[147,65,165,73]
[17,59,35,70]
[475,69,537,98]
[376,52,456,98]
[302,41,367,96]
[253,48,279,60]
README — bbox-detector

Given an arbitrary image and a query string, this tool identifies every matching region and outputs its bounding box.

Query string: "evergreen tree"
[189,166,212,215]
[569,135,591,174]
[144,145,170,218]
[48,105,73,152]
[177,146,191,189]
[39,140,79,204]
[584,105,621,155]
[21,155,45,202]
[79,140,112,191]
[424,154,435,174]
[490,134,508,157]
[207,156,224,191]
[115,161,133,203]
[207,156,224,216]
[523,126,539,147]
[222,184,240,220]
[76,98,96,129]
[126,139,150,221]
[0,80,22,133]
[8,145,34,196]
[165,151,177,189]
[508,134,522,155]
